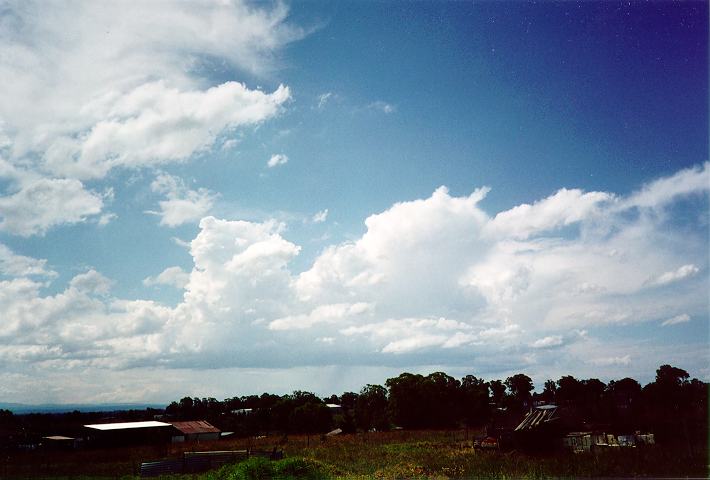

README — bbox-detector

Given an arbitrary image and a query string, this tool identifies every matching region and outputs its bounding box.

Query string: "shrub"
[273,457,331,479]
[227,457,275,480]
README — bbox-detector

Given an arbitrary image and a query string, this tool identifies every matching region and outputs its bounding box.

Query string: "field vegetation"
[3,429,707,479]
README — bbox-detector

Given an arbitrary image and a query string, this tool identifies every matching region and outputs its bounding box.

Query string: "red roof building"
[169,420,220,443]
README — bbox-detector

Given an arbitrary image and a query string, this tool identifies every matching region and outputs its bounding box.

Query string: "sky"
[0,1,707,405]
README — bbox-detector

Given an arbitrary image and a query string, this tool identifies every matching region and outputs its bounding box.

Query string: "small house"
[169,420,220,443]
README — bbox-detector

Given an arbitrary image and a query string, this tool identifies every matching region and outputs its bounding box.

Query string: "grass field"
[3,429,707,479]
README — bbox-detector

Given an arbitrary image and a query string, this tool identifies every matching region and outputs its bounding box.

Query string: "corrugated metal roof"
[169,420,220,435]
[84,421,172,431]
[514,405,559,431]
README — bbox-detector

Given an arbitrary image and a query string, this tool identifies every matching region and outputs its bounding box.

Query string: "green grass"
[200,457,335,480]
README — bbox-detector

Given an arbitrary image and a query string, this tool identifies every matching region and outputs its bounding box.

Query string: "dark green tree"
[460,375,490,427]
[505,373,534,410]
[542,380,557,404]
[423,372,461,428]
[289,402,333,436]
[556,375,583,406]
[655,365,689,387]
[356,384,389,431]
[386,373,426,429]
[339,392,359,410]
[489,379,506,405]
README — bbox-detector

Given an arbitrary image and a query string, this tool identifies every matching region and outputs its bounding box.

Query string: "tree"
[542,380,557,404]
[289,402,333,437]
[460,375,490,427]
[386,373,426,429]
[489,380,506,405]
[336,392,359,434]
[291,391,321,407]
[422,372,461,428]
[505,374,534,410]
[606,377,641,400]
[356,384,389,431]
[556,375,582,406]
[655,365,689,387]
[339,392,359,410]
[177,396,195,419]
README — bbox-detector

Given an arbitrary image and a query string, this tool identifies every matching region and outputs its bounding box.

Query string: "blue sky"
[0,1,707,404]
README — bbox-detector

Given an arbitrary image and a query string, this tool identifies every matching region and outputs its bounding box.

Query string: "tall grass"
[2,430,707,479]
[203,430,707,479]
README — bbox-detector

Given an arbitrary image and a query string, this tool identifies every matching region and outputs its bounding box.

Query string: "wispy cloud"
[589,355,632,367]
[312,209,328,223]
[647,264,699,287]
[317,92,334,109]
[661,314,691,327]
[367,100,396,114]
[267,153,289,168]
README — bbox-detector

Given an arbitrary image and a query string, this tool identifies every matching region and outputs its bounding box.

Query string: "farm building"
[326,404,342,414]
[512,404,564,452]
[41,435,81,450]
[84,421,175,447]
[169,420,220,443]
[514,404,559,432]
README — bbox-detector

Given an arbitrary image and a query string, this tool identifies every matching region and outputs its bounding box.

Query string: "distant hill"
[0,402,165,414]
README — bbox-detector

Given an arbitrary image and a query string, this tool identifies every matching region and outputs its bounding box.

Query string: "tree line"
[0,364,705,449]
[164,364,707,443]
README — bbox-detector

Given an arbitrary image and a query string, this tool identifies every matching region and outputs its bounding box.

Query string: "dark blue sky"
[274,1,708,213]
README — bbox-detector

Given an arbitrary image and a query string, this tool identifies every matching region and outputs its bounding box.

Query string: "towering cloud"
[0,164,706,402]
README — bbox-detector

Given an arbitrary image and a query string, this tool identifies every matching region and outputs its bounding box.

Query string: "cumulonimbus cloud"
[0,163,706,390]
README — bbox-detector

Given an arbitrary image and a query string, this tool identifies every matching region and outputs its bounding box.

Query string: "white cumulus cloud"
[0,164,706,400]
[268,302,372,331]
[0,178,103,236]
[143,266,190,290]
[46,81,290,180]
[486,188,612,239]
[147,173,217,227]
[0,243,56,278]
[0,0,299,235]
